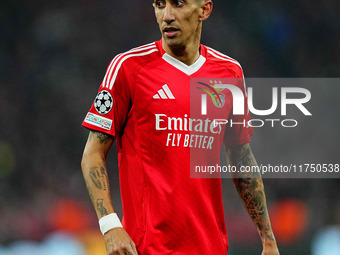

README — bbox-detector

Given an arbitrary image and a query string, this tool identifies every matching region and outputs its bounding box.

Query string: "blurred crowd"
[0,0,339,254]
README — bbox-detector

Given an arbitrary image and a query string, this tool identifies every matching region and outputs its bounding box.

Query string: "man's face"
[153,0,204,48]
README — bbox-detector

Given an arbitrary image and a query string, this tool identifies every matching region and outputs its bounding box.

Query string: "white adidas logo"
[153,84,175,99]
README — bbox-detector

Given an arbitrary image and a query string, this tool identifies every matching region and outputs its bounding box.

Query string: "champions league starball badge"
[94,90,113,115]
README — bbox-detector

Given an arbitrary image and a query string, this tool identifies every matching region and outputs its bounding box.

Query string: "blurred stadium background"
[0,0,339,254]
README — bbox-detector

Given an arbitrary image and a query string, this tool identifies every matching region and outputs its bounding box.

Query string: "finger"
[108,246,123,255]
[131,241,138,255]
[124,246,137,255]
[117,244,133,255]
[123,244,137,255]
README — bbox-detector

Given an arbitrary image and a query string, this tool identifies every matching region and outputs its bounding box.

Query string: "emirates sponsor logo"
[155,114,222,150]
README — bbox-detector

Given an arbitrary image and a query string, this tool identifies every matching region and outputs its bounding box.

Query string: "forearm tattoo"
[86,164,110,215]
[227,144,275,241]
[89,169,103,189]
[97,198,108,217]
[100,166,108,191]
[88,166,109,191]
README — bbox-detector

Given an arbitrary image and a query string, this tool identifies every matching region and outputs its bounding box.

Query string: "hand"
[104,227,138,255]
[261,240,280,255]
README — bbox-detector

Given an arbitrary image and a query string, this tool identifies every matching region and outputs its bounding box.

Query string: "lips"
[163,26,179,38]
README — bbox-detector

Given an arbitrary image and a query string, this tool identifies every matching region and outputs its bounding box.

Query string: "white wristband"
[99,213,123,235]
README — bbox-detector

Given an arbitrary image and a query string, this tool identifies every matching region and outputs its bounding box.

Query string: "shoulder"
[102,42,160,89]
[203,45,244,78]
[118,42,160,67]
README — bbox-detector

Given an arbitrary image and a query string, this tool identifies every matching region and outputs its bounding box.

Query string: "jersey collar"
[156,39,207,76]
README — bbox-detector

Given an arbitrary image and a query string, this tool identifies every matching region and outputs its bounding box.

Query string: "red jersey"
[82,40,253,254]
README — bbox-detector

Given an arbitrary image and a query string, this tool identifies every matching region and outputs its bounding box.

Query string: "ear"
[199,0,213,21]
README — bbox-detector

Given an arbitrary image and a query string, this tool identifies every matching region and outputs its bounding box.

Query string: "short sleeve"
[82,56,131,137]
[223,78,254,146]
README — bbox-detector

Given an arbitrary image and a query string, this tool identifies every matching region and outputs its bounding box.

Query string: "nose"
[163,5,175,24]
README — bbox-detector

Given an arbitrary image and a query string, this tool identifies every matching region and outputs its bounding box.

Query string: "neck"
[162,33,201,66]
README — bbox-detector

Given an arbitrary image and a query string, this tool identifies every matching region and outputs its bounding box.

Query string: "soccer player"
[81,0,280,254]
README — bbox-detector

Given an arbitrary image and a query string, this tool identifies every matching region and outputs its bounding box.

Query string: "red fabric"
[82,40,254,254]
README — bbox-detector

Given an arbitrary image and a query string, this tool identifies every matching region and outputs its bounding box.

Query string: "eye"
[155,0,165,8]
[174,0,184,7]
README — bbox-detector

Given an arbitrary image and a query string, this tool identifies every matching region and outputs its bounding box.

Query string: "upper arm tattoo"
[90,131,113,144]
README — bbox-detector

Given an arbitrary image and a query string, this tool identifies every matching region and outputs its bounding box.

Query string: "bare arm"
[81,130,137,255]
[81,131,114,218]
[225,143,279,255]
